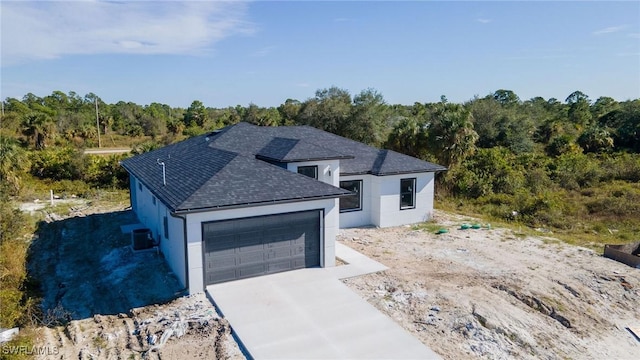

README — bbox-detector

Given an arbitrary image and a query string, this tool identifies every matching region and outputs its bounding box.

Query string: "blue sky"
[1,1,639,108]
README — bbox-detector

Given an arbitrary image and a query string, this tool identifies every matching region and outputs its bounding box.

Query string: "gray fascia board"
[339,170,372,176]
[340,168,448,177]
[173,192,352,215]
[374,168,448,176]
[255,154,354,163]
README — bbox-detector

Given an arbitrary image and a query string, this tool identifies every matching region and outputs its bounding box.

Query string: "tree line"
[2,88,638,154]
[0,87,639,212]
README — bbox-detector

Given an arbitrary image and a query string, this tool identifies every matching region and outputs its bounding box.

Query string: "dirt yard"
[26,202,244,360]
[34,293,244,360]
[340,212,640,359]
[25,201,638,359]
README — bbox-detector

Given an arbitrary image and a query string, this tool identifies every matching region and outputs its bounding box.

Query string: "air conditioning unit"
[131,228,153,250]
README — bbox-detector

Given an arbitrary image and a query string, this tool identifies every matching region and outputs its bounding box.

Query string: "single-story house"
[121,122,446,293]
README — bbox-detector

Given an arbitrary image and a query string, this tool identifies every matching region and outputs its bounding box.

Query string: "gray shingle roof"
[121,134,352,212]
[256,137,352,163]
[121,122,445,212]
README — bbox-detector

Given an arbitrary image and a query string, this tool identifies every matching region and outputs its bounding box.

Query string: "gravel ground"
[340,211,640,360]
[35,293,244,360]
[25,202,639,359]
[25,203,244,360]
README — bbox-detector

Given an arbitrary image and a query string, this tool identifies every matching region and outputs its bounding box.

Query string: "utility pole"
[95,97,102,148]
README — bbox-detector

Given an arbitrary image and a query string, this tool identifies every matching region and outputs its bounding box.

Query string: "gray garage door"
[203,210,321,285]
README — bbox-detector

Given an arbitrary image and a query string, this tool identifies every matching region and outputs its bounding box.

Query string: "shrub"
[550,153,602,190]
[82,154,129,188]
[601,153,640,182]
[0,199,33,330]
[29,147,82,181]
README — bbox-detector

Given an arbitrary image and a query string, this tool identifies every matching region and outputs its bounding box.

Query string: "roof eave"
[255,154,354,163]
[374,167,448,176]
[341,167,447,177]
[173,192,352,215]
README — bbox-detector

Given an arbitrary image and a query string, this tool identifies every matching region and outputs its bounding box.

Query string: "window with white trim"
[400,178,416,210]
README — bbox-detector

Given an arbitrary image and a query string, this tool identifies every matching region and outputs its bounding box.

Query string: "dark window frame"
[152,196,156,205]
[297,165,318,180]
[400,178,417,210]
[339,180,363,213]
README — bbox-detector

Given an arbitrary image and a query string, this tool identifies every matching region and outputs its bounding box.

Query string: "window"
[152,196,156,205]
[138,183,142,191]
[340,180,362,212]
[297,165,318,180]
[400,178,416,210]
[163,216,169,239]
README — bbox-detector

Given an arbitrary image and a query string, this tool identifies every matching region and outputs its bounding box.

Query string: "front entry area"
[203,210,321,285]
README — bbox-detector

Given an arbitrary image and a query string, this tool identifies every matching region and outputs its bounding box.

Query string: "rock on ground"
[35,293,245,360]
[340,211,640,360]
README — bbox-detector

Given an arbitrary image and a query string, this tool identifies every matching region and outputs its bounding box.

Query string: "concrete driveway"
[206,243,441,359]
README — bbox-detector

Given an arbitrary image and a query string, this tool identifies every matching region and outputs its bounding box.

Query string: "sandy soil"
[35,293,244,360]
[24,201,638,359]
[25,203,244,360]
[340,211,640,360]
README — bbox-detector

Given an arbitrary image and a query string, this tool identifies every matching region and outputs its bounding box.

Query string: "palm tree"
[385,117,429,159]
[427,103,479,167]
[22,112,54,150]
[0,137,30,193]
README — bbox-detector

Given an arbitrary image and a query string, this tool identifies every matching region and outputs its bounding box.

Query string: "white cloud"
[1,0,253,66]
[476,18,491,24]
[593,25,626,35]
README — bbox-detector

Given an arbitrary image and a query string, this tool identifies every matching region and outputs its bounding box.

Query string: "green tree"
[167,118,186,135]
[546,134,581,156]
[577,126,614,153]
[346,88,389,146]
[599,99,640,152]
[184,100,207,127]
[30,147,82,180]
[22,112,54,149]
[591,96,619,120]
[493,89,520,107]
[385,117,430,159]
[426,102,478,167]
[243,103,281,127]
[278,99,302,125]
[0,137,30,193]
[468,96,501,148]
[566,91,592,127]
[299,87,352,134]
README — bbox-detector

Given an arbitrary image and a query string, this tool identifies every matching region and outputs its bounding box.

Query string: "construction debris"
[604,241,640,268]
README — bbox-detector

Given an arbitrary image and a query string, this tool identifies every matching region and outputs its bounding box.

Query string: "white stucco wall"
[337,172,436,228]
[338,174,373,228]
[183,198,339,294]
[129,175,187,289]
[130,177,161,241]
[372,172,435,228]
[163,211,187,288]
[287,160,340,187]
